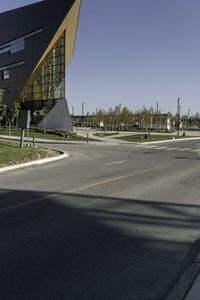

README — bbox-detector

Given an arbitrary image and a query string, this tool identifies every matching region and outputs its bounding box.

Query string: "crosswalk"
[132,144,199,153]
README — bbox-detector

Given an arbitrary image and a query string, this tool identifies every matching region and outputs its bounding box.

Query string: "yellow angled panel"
[33,0,80,72]
[65,0,81,65]
[18,0,80,102]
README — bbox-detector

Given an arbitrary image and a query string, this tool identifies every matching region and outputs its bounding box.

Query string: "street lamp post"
[81,102,84,127]
[156,102,159,131]
[177,98,181,136]
[82,102,84,116]
[156,102,159,114]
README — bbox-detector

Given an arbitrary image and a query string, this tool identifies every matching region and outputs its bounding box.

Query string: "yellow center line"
[0,162,174,213]
[63,162,174,193]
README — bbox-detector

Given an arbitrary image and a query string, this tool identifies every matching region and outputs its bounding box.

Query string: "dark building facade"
[0,0,80,130]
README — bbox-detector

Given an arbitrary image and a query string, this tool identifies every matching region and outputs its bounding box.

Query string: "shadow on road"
[0,189,200,300]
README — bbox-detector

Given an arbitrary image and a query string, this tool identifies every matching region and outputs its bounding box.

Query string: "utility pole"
[156,102,159,114]
[177,98,181,136]
[81,102,84,127]
[187,109,190,130]
[156,102,159,131]
[82,102,84,116]
[177,98,181,116]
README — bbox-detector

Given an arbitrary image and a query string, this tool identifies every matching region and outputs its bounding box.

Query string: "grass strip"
[0,141,57,167]
[0,128,97,141]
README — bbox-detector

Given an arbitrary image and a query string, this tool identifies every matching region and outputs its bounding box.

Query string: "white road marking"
[105,160,126,166]
[142,145,157,149]
[165,148,179,151]
[178,148,191,152]
[191,149,200,152]
[134,144,148,147]
[97,143,119,146]
[154,147,168,150]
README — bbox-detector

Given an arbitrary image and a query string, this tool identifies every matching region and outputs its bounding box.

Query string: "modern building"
[0,0,80,131]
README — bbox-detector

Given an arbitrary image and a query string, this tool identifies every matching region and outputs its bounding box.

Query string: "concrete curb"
[0,150,69,173]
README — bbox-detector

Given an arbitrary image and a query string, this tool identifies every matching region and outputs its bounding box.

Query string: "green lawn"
[0,128,96,141]
[0,141,57,167]
[93,132,119,137]
[113,134,192,143]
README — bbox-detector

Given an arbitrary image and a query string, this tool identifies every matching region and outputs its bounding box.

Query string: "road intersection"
[0,138,200,299]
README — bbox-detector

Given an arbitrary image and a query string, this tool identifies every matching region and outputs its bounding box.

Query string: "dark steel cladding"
[0,0,78,130]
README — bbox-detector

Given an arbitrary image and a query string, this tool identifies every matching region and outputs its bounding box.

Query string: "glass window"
[0,88,6,104]
[22,32,65,106]
[0,61,24,71]
[2,69,10,80]
[0,46,10,54]
[10,38,25,54]
[0,28,43,55]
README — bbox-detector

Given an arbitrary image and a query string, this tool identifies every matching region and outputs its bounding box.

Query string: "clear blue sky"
[1,0,200,115]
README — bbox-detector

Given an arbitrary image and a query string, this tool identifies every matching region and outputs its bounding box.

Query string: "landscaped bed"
[0,141,58,167]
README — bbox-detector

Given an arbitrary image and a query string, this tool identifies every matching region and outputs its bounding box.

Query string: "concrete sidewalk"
[1,132,200,147]
[75,130,200,144]
[185,274,200,299]
[166,258,200,300]
[163,238,200,300]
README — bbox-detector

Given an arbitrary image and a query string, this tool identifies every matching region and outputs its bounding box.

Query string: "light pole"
[156,102,159,114]
[81,102,84,127]
[156,102,159,131]
[177,98,181,136]
[82,102,84,116]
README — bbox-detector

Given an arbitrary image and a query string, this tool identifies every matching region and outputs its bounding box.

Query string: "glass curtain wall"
[21,32,65,114]
[0,88,6,105]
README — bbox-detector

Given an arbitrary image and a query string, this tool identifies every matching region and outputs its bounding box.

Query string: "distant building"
[0,0,80,131]
[71,113,172,131]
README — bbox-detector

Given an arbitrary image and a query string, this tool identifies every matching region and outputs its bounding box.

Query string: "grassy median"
[0,141,58,167]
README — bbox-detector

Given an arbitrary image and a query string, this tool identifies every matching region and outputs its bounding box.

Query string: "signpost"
[18,110,31,148]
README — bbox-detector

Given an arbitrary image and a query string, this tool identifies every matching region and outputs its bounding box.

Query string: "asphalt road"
[1,139,200,300]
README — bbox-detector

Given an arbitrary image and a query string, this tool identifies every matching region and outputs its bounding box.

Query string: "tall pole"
[81,102,84,127]
[187,109,190,130]
[177,98,181,136]
[72,106,74,116]
[156,102,159,114]
[156,102,159,131]
[177,98,181,116]
[82,102,84,116]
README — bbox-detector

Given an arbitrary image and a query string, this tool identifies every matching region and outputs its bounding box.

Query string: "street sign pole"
[20,128,25,148]
[18,110,31,148]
